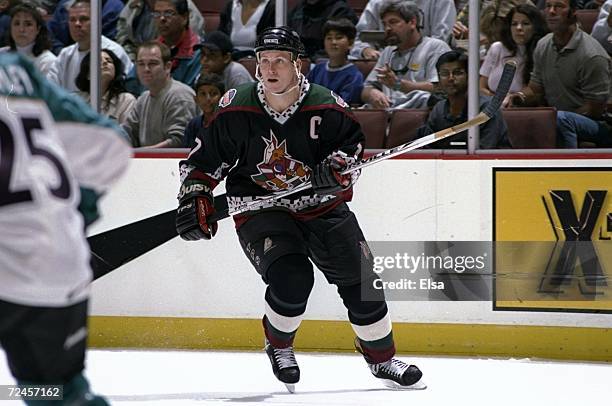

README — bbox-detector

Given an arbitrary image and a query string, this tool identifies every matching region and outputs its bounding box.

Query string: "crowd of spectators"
[0,0,609,149]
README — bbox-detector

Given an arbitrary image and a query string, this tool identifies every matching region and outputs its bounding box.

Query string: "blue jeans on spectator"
[556,111,612,148]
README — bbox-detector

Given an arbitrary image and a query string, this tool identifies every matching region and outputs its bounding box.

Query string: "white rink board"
[89,157,612,328]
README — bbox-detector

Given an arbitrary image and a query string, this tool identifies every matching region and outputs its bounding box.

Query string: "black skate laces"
[370,358,409,378]
[272,346,298,369]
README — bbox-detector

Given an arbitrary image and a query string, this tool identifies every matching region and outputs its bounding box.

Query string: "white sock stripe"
[265,301,304,333]
[351,312,392,342]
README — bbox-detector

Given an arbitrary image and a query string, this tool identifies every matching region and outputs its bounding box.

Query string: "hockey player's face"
[258,50,299,93]
[438,61,467,96]
[68,3,91,45]
[10,11,40,47]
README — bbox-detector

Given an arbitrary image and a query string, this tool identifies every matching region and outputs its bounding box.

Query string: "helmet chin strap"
[256,61,302,96]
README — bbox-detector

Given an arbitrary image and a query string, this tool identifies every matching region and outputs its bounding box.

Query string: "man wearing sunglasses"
[361,0,450,109]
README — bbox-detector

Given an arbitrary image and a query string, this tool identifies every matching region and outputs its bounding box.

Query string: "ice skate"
[264,338,300,393]
[355,338,426,390]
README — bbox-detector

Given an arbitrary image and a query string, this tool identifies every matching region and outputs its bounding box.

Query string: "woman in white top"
[0,3,56,77]
[219,0,275,59]
[75,49,136,125]
[479,4,548,101]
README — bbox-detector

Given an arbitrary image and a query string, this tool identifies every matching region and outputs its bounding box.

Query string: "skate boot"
[355,338,426,390]
[264,338,300,393]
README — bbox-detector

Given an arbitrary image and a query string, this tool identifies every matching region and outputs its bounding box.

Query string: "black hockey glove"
[176,179,218,240]
[311,153,354,196]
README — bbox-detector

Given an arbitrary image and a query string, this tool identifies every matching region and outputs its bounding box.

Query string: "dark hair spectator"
[47,0,125,55]
[288,0,357,61]
[480,3,548,99]
[75,49,136,124]
[219,0,276,59]
[183,72,225,148]
[323,17,356,41]
[0,2,57,77]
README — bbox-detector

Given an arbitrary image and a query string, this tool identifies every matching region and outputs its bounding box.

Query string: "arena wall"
[87,152,612,361]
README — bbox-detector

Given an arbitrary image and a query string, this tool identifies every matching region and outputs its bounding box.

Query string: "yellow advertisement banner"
[493,168,612,312]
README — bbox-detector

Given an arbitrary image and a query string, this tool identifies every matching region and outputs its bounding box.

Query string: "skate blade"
[284,383,296,393]
[381,379,427,390]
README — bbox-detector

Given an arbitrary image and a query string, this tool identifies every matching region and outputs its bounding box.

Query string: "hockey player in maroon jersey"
[176,26,425,391]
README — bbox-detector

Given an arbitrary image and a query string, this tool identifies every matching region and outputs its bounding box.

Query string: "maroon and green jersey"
[180,78,364,217]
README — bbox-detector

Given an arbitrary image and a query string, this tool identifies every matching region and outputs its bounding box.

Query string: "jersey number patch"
[0,116,71,207]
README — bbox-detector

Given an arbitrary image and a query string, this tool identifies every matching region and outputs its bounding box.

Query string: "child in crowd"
[183,72,225,148]
[306,18,363,104]
[195,30,253,91]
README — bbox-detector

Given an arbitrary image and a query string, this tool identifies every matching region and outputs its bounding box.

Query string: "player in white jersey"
[0,52,131,405]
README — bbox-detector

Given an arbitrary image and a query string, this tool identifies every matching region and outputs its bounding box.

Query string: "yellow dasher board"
[493,168,612,312]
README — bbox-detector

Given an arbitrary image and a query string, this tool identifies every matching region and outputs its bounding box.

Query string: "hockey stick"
[89,61,516,277]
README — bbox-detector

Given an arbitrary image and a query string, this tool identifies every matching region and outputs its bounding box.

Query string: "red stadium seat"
[576,9,599,34]
[353,109,388,149]
[194,0,226,14]
[347,0,368,15]
[386,109,429,148]
[204,13,221,32]
[238,57,257,78]
[502,107,557,149]
[353,59,377,79]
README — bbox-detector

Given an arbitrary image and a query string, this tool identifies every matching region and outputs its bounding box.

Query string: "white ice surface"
[2,349,611,405]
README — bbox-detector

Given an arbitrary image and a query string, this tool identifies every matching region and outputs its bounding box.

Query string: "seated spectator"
[351,0,457,60]
[453,0,535,48]
[509,0,611,147]
[416,50,510,148]
[184,72,225,148]
[288,0,357,61]
[480,4,548,98]
[47,0,124,55]
[591,0,612,54]
[75,49,137,125]
[0,0,17,47]
[125,0,202,95]
[219,0,276,59]
[48,0,133,93]
[0,2,57,77]
[361,1,450,109]
[195,30,254,90]
[122,41,198,147]
[116,0,205,61]
[307,18,364,104]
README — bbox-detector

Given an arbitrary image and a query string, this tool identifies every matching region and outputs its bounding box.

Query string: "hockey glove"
[311,152,354,196]
[176,180,218,240]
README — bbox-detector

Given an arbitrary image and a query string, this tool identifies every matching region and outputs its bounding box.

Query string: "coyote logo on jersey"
[251,131,310,191]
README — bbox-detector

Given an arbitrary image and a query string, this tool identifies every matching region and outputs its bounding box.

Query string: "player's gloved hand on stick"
[176,179,217,240]
[311,152,354,195]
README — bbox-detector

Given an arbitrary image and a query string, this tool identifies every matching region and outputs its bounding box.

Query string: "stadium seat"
[353,109,388,149]
[194,0,226,14]
[238,57,257,78]
[576,9,598,34]
[353,59,377,78]
[347,0,368,15]
[204,13,221,32]
[502,107,557,149]
[386,109,429,148]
